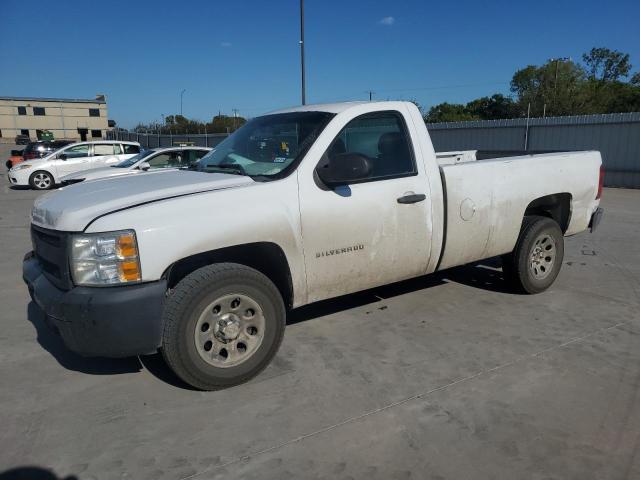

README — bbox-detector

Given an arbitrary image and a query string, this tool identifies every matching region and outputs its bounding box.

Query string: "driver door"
[298,110,433,303]
[55,144,91,176]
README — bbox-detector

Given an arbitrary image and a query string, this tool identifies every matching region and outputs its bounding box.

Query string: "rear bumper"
[589,207,604,232]
[23,252,166,358]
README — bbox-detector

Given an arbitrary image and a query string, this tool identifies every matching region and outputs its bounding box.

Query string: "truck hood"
[32,170,255,231]
[60,166,134,182]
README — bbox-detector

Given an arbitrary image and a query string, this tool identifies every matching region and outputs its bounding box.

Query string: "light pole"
[180,89,186,116]
[299,0,306,105]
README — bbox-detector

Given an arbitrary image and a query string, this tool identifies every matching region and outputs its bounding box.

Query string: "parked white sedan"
[8,140,141,190]
[60,146,212,184]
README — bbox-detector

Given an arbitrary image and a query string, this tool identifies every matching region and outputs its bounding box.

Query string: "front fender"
[85,175,309,306]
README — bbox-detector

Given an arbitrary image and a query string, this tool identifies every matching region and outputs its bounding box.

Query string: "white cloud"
[378,16,395,26]
[220,42,232,47]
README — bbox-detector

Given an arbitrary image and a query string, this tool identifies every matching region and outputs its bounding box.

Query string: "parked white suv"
[8,140,141,190]
[60,146,211,184]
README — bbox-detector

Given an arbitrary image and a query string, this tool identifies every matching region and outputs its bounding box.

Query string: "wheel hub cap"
[215,315,241,341]
[529,234,556,280]
[194,293,265,368]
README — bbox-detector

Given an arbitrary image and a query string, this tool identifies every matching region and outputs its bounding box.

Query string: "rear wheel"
[29,171,54,190]
[161,263,286,390]
[502,216,564,294]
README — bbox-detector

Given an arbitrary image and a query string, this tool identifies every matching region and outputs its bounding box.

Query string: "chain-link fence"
[427,112,640,188]
[106,130,229,149]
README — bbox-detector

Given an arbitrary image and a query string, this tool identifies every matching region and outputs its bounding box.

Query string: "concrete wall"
[427,112,640,188]
[0,98,109,142]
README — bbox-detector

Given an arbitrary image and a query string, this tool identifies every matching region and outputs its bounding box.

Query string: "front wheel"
[502,216,564,294]
[161,263,286,390]
[29,171,54,190]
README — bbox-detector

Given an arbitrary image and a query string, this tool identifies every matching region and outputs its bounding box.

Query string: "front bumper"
[23,252,167,358]
[7,169,30,186]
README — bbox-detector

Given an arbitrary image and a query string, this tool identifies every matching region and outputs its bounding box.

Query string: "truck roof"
[268,100,411,115]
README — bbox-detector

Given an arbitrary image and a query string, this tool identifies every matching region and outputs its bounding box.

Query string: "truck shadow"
[0,466,78,480]
[289,257,513,324]
[441,257,514,294]
[26,259,513,388]
[26,302,141,375]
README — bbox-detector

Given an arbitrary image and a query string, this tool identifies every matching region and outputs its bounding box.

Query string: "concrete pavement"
[1,153,639,479]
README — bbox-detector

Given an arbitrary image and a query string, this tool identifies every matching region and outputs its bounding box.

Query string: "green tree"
[582,47,631,82]
[134,113,247,134]
[424,103,478,123]
[466,94,520,120]
[511,60,585,116]
[206,114,247,133]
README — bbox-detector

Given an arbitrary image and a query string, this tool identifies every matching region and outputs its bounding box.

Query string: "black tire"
[501,215,564,294]
[29,170,54,190]
[161,263,286,391]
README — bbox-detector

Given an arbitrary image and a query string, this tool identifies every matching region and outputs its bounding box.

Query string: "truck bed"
[436,151,602,271]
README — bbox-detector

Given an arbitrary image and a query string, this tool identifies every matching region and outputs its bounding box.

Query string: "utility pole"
[299,0,306,105]
[232,108,239,130]
[367,90,375,101]
[551,57,570,115]
[180,89,186,116]
[524,102,531,150]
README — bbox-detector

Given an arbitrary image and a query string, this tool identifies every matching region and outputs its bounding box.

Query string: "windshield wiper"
[203,163,247,176]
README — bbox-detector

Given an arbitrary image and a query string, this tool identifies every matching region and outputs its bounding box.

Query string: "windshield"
[115,149,155,168]
[196,111,334,180]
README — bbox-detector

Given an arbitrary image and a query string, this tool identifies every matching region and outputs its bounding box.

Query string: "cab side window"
[323,111,415,181]
[63,144,89,159]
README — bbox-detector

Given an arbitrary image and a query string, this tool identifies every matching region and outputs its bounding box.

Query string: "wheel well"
[163,242,294,308]
[523,193,572,233]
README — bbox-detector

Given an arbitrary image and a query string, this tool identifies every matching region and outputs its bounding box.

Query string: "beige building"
[0,95,110,143]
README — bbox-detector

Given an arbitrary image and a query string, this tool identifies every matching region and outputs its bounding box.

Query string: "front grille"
[31,225,73,290]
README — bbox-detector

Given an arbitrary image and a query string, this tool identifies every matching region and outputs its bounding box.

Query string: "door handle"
[397,193,426,204]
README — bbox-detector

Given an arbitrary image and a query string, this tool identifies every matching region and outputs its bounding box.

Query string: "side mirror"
[316,153,371,187]
[138,161,151,171]
[58,153,67,160]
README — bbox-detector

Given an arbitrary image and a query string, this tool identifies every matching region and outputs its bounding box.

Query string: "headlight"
[15,164,33,170]
[70,230,141,286]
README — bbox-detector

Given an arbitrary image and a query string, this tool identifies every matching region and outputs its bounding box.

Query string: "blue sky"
[1,0,638,128]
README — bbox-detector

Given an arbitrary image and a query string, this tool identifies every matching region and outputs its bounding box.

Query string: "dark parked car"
[21,140,74,161]
[15,134,30,145]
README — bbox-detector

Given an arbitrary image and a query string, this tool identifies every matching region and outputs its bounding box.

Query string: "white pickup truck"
[23,101,604,390]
